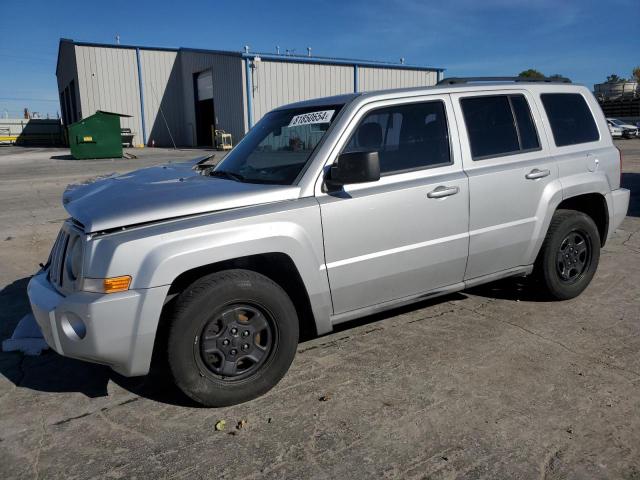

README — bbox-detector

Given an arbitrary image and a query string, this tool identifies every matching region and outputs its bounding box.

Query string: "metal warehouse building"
[56,38,445,147]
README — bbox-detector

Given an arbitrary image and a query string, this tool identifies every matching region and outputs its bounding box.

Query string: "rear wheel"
[167,269,299,407]
[534,209,600,300]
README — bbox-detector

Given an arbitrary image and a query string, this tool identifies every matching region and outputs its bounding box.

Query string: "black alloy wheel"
[167,269,299,407]
[534,209,600,300]
[196,304,276,381]
[555,230,592,284]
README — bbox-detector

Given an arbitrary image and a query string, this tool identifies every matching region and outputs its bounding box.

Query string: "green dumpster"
[68,111,132,159]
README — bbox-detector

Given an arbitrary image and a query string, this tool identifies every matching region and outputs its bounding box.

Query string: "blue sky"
[1,0,637,118]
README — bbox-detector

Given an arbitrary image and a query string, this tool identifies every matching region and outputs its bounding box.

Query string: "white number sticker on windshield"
[288,110,335,127]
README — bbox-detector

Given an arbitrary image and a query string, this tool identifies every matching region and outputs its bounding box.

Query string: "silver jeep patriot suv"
[28,77,630,406]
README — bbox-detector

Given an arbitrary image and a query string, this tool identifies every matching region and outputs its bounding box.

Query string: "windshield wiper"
[209,170,246,182]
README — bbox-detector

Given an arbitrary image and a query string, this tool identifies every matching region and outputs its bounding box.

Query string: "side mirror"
[327,151,380,187]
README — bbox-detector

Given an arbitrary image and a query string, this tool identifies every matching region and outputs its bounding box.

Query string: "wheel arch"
[526,185,609,266]
[556,192,609,246]
[151,253,322,372]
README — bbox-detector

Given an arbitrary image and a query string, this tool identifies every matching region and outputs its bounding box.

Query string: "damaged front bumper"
[27,270,169,376]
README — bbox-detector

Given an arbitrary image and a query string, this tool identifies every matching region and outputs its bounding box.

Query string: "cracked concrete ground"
[1,142,639,479]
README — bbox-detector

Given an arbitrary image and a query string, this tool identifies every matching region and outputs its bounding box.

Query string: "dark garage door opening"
[194,70,216,147]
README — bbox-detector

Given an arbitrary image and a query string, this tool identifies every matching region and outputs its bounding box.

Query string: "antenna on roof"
[244,45,250,54]
[400,57,405,64]
[276,45,280,54]
[307,47,312,57]
[116,34,120,45]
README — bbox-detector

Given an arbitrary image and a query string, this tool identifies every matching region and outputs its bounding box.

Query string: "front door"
[317,96,469,316]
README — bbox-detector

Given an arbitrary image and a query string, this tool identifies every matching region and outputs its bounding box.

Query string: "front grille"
[47,221,83,293]
[48,229,70,290]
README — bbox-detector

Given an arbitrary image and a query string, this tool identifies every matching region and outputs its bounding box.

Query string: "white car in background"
[607,118,638,138]
[607,120,624,138]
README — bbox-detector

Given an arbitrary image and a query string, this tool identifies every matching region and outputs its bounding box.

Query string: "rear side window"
[460,94,540,160]
[510,95,539,150]
[541,93,599,146]
[343,100,451,175]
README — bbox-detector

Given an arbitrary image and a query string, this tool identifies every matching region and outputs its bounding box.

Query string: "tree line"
[517,68,640,83]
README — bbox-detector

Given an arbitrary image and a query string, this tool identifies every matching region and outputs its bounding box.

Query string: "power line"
[0,53,55,62]
[0,97,59,102]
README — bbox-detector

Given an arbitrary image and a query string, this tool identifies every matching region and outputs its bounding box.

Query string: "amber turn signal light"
[102,276,132,293]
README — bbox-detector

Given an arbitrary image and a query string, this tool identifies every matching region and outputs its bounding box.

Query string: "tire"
[534,209,600,300]
[167,269,299,407]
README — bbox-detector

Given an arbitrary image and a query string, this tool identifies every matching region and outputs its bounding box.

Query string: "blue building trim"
[135,48,147,146]
[241,52,444,73]
[354,64,359,92]
[60,38,445,74]
[245,58,254,129]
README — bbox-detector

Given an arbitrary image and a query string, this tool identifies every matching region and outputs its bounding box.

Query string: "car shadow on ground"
[0,274,553,407]
[464,276,553,302]
[50,154,83,160]
[0,276,199,405]
[622,172,639,217]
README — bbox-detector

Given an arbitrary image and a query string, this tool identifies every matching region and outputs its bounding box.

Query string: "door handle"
[427,185,459,199]
[525,168,551,180]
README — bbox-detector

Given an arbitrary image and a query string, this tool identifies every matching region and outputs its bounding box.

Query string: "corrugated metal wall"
[74,45,142,144]
[179,51,245,146]
[59,42,442,147]
[357,67,438,92]
[139,50,183,147]
[251,61,354,123]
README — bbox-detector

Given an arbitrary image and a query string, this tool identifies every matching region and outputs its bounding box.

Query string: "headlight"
[66,237,84,281]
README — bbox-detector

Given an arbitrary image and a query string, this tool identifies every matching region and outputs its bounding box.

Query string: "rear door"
[451,89,558,280]
[316,95,469,316]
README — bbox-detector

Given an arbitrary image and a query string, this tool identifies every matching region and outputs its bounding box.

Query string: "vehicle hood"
[63,160,301,232]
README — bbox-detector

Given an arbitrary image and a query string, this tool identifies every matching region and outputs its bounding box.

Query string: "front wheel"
[534,209,600,300]
[167,269,299,407]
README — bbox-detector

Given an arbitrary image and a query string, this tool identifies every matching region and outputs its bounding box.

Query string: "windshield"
[212,105,343,185]
[611,119,625,126]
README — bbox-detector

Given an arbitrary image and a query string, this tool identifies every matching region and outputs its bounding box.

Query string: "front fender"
[86,199,333,336]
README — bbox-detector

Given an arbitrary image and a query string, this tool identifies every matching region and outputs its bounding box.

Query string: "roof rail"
[437,76,572,85]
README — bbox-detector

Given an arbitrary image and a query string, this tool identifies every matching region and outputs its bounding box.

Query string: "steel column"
[354,64,359,93]
[135,48,147,146]
[245,58,254,129]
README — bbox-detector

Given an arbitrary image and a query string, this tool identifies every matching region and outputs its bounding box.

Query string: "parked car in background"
[607,120,624,138]
[607,118,639,138]
[28,77,630,407]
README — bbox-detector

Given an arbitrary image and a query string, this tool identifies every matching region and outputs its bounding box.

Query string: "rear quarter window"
[540,93,599,147]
